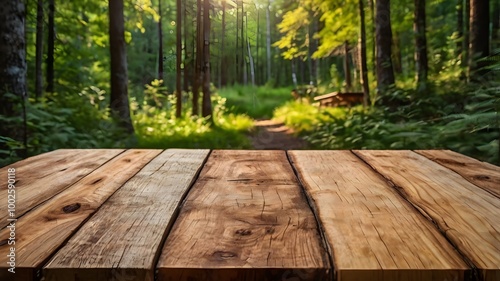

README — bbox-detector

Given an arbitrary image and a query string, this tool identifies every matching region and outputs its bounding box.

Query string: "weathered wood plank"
[157,150,329,281]
[416,150,500,198]
[44,149,210,281]
[354,150,500,281]
[0,149,123,228]
[289,150,470,281]
[0,149,160,281]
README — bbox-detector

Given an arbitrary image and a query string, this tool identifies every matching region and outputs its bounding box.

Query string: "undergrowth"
[273,81,500,165]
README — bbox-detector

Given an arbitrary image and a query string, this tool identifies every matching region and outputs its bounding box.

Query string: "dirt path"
[249,119,308,150]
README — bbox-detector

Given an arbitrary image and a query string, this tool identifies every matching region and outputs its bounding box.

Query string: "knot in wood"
[473,175,490,180]
[235,229,252,236]
[212,251,237,260]
[62,203,81,213]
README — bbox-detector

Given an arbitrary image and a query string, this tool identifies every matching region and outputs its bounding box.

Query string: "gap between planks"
[354,150,499,281]
[289,150,470,281]
[43,149,210,281]
[0,149,161,281]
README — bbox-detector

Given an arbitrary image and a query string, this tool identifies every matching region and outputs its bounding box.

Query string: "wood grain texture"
[0,149,160,281]
[44,149,210,281]
[416,150,500,198]
[354,150,500,281]
[0,149,123,228]
[289,151,470,281]
[157,150,329,281]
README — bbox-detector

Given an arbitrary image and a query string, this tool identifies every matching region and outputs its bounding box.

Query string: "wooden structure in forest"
[0,149,499,281]
[313,91,364,107]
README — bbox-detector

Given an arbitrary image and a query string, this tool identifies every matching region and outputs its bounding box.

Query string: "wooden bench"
[0,149,499,281]
[313,91,364,107]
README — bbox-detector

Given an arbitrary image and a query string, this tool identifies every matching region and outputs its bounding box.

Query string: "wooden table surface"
[0,149,498,281]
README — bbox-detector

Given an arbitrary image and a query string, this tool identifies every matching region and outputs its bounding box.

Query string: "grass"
[134,93,254,149]
[218,85,294,119]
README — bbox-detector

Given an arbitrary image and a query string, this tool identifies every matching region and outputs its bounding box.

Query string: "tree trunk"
[266,0,272,83]
[235,0,240,84]
[201,0,212,118]
[392,33,403,74]
[369,0,376,78]
[456,0,463,56]
[375,0,395,93]
[158,0,164,80]
[359,0,370,106]
[219,0,226,87]
[468,0,490,81]
[493,0,499,48]
[193,0,203,115]
[109,0,134,133]
[176,0,182,117]
[256,7,261,85]
[0,0,27,154]
[35,0,44,99]
[241,3,246,84]
[463,0,470,69]
[184,0,194,93]
[308,10,318,86]
[291,59,298,89]
[246,13,255,86]
[414,0,428,92]
[0,0,27,117]
[344,41,352,91]
[46,0,55,93]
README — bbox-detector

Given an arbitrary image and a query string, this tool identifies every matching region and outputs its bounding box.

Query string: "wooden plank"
[354,150,500,281]
[0,149,160,281]
[44,149,210,281]
[157,150,329,281]
[0,149,123,228]
[289,151,470,281]
[416,150,500,198]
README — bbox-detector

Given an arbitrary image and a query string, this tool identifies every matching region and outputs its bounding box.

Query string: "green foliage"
[275,81,500,165]
[134,82,254,149]
[0,89,132,167]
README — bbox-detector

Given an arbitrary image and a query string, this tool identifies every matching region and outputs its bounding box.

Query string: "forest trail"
[249,119,308,150]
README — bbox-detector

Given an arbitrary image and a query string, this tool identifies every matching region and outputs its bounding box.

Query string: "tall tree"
[235,0,240,84]
[219,0,227,87]
[493,0,499,48]
[184,0,193,92]
[414,0,428,92]
[344,41,352,91]
[456,0,464,57]
[0,0,27,150]
[176,0,182,118]
[375,0,395,93]
[158,0,164,80]
[109,0,134,133]
[46,0,55,93]
[359,0,370,105]
[201,0,212,117]
[193,0,203,115]
[463,0,470,69]
[468,0,490,81]
[241,2,247,84]
[35,0,44,99]
[266,0,272,82]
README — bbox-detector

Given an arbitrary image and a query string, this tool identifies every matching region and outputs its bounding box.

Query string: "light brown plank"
[44,149,210,281]
[416,150,500,198]
[355,150,500,281]
[289,150,470,281]
[157,150,330,281]
[0,149,123,228]
[0,149,160,281]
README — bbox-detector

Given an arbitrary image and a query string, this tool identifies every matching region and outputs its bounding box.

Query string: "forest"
[0,0,499,167]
